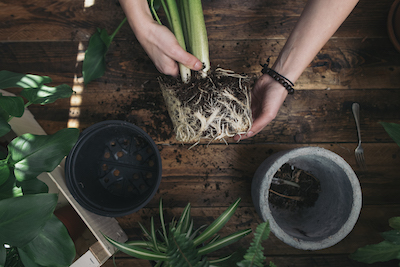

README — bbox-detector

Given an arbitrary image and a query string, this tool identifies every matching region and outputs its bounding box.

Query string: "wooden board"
[1,0,400,266]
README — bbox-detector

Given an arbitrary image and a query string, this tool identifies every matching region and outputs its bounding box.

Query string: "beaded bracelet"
[261,58,295,95]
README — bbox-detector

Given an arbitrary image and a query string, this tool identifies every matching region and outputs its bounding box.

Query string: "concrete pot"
[251,147,362,250]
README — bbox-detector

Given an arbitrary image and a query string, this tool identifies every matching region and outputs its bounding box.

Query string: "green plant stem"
[150,0,162,25]
[188,0,210,75]
[109,17,127,42]
[165,0,191,82]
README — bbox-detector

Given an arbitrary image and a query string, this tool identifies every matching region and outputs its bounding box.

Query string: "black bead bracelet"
[261,58,295,95]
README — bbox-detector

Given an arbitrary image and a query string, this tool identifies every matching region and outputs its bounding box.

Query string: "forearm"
[273,0,359,82]
[119,0,156,40]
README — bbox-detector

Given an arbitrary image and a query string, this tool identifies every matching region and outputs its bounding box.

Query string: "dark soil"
[158,68,253,143]
[268,163,321,211]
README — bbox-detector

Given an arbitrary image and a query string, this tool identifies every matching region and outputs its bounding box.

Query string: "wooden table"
[1,0,400,266]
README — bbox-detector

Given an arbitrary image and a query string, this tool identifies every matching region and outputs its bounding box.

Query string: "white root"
[159,68,252,144]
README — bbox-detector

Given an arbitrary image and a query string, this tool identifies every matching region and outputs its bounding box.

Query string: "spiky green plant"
[237,222,270,267]
[104,198,251,266]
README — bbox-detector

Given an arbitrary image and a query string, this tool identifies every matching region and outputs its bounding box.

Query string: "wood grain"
[1,0,400,266]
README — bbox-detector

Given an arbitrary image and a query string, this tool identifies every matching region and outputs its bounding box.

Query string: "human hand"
[135,22,203,77]
[234,74,288,141]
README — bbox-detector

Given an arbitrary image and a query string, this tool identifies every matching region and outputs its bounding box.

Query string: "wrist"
[261,60,295,95]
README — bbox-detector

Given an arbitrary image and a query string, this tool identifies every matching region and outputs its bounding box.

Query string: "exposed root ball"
[159,68,253,143]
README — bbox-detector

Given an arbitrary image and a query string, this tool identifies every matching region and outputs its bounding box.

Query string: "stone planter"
[251,147,362,250]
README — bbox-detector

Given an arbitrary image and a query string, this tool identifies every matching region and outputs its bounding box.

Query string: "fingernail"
[246,131,254,137]
[194,61,202,70]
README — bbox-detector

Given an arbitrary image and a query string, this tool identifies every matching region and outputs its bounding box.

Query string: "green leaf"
[159,198,169,246]
[20,214,75,267]
[20,84,73,105]
[82,28,108,85]
[198,229,251,256]
[18,179,49,195]
[0,173,22,201]
[382,230,400,245]
[380,122,400,147]
[389,217,400,231]
[0,245,5,267]
[0,94,25,118]
[150,217,160,252]
[167,228,209,267]
[103,235,168,261]
[8,128,79,181]
[176,202,191,234]
[0,193,57,247]
[0,160,10,187]
[0,116,11,137]
[0,71,52,90]
[237,222,270,267]
[194,198,241,246]
[350,240,400,264]
[17,249,41,267]
[82,18,126,85]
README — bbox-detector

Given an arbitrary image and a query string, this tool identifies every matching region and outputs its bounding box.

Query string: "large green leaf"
[82,28,109,85]
[350,240,400,264]
[82,18,126,85]
[0,173,22,201]
[20,84,73,105]
[0,244,5,267]
[0,71,52,90]
[17,249,41,267]
[18,179,49,195]
[20,214,75,267]
[380,122,400,147]
[0,193,57,247]
[0,94,25,118]
[8,128,79,181]
[382,230,400,245]
[0,160,10,187]
[0,116,11,137]
[389,217,400,231]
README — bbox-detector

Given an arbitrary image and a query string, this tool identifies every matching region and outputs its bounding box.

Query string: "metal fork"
[352,103,367,170]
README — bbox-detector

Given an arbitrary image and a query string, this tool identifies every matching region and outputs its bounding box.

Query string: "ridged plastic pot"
[65,120,162,217]
[251,147,362,250]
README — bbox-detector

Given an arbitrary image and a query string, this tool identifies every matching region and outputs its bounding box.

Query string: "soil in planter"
[159,68,253,144]
[268,163,321,211]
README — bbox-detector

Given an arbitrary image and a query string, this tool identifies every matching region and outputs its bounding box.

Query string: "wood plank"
[1,37,399,90]
[0,0,394,42]
[23,88,400,144]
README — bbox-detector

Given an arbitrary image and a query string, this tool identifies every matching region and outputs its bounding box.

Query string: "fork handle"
[352,103,362,144]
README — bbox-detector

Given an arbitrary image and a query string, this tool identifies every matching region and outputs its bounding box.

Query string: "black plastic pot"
[65,120,162,217]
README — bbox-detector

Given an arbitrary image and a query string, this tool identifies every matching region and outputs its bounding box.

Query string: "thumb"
[169,45,203,71]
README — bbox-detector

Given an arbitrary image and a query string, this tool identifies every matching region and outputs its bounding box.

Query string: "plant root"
[159,68,253,143]
[268,189,304,202]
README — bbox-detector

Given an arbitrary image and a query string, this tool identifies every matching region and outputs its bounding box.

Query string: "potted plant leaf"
[349,122,400,264]
[104,198,253,266]
[148,0,252,144]
[0,70,79,267]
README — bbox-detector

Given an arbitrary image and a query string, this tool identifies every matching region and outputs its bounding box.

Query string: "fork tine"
[355,151,367,170]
